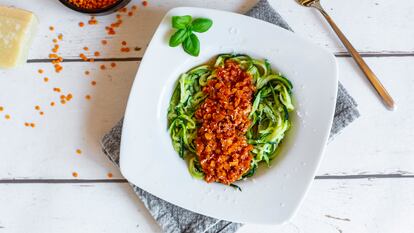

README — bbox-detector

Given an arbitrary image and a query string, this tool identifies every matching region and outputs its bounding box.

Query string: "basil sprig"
[169,15,213,56]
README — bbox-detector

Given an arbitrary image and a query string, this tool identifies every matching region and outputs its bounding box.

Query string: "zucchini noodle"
[167,54,294,182]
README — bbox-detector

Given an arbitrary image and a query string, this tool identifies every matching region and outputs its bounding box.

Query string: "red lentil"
[110,62,116,68]
[49,26,54,31]
[78,22,84,27]
[101,40,107,45]
[83,47,89,51]
[72,172,78,178]
[142,1,148,7]
[4,114,10,120]
[44,77,49,82]
[85,95,91,100]
[100,64,106,70]
[94,51,100,57]
[67,0,118,9]
[107,172,113,178]
[0,106,3,112]
[76,149,82,155]
[50,102,55,107]
[91,81,97,86]
[38,69,44,74]
[30,123,35,128]
[58,34,63,40]
[35,105,40,111]
[85,71,90,75]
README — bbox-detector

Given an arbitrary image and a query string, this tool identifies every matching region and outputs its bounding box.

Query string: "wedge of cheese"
[0,6,38,68]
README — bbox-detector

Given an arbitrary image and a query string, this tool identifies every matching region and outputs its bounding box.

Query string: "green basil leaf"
[191,18,213,33]
[169,29,188,47]
[172,15,192,29]
[182,33,200,56]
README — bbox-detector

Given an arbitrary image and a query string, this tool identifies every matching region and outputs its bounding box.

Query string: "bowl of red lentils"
[58,0,132,15]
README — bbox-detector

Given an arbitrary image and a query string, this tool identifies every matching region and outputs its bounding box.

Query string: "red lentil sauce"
[195,61,255,184]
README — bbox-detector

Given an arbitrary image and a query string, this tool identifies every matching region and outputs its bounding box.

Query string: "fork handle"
[313,4,395,110]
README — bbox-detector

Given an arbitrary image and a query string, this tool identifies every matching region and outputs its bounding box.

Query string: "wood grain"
[0,179,413,233]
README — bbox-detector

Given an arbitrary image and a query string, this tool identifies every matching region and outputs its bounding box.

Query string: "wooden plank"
[0,183,161,233]
[2,0,412,60]
[0,61,139,179]
[321,56,414,176]
[0,56,413,179]
[270,0,414,54]
[0,178,413,233]
[240,178,414,233]
[3,0,257,59]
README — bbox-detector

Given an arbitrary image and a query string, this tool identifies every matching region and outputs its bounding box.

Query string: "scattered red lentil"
[107,172,113,178]
[35,105,40,111]
[52,38,58,43]
[40,111,44,116]
[121,41,127,46]
[44,77,49,82]
[0,106,3,112]
[89,58,95,62]
[128,11,133,17]
[53,87,61,93]
[50,102,56,107]
[131,5,137,10]
[110,62,116,68]
[66,93,73,101]
[120,47,130,52]
[24,122,30,127]
[116,14,122,19]
[58,34,63,40]
[30,123,35,128]
[84,71,90,75]
[85,95,91,100]
[94,51,100,57]
[49,26,54,31]
[91,81,97,86]
[100,64,106,70]
[83,47,89,51]
[72,172,78,178]
[101,40,107,45]
[78,22,84,27]
[38,69,44,74]
[134,47,141,51]
[76,149,82,155]
[79,53,88,61]
[61,99,66,105]
[88,16,98,25]
[49,53,58,59]
[142,1,148,7]
[4,114,10,120]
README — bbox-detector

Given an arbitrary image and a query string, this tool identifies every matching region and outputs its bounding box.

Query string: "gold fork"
[298,0,395,110]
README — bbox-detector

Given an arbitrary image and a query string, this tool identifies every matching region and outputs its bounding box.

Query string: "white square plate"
[120,7,337,224]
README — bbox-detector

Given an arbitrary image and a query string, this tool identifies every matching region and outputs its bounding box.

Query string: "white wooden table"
[1,0,413,232]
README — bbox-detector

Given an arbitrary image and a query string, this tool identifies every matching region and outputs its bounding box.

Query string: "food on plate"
[168,54,294,185]
[0,6,38,68]
[169,15,213,57]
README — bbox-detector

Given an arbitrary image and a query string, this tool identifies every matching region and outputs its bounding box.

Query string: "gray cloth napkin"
[101,1,360,232]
